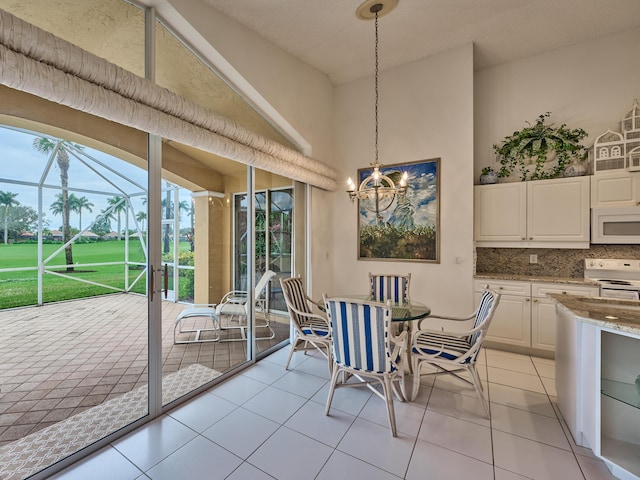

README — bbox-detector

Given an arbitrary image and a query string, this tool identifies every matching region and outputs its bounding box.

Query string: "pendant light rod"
[347,0,406,222]
[374,6,379,165]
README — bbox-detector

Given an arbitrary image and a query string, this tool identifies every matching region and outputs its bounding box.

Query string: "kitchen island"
[552,294,640,480]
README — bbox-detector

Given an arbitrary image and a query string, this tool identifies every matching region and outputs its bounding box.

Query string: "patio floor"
[0,293,289,449]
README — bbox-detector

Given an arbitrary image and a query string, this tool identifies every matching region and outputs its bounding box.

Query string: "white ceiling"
[202,0,640,85]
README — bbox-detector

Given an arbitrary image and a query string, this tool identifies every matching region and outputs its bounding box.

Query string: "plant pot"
[480,171,498,184]
[563,163,587,177]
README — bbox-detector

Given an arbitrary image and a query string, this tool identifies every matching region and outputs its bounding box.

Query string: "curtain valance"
[0,9,339,191]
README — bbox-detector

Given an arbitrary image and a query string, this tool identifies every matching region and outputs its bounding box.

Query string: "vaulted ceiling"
[202,0,640,84]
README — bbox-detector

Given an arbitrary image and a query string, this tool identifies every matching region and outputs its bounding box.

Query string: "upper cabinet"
[591,171,640,207]
[475,176,590,248]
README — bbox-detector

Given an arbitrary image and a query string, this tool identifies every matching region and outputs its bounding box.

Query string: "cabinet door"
[531,298,558,351]
[591,173,640,207]
[527,176,590,242]
[474,183,527,241]
[531,284,600,351]
[478,292,531,347]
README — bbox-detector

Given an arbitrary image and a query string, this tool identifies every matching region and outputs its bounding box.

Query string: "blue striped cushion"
[326,299,394,374]
[282,278,330,336]
[471,290,495,344]
[412,333,473,363]
[369,275,410,304]
[301,327,329,336]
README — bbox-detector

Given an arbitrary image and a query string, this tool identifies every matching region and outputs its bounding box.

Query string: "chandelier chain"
[374,9,379,165]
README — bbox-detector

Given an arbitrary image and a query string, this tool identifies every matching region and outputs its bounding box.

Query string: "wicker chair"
[323,296,407,437]
[409,289,500,417]
[280,276,332,372]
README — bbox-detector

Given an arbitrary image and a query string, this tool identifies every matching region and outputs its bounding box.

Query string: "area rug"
[0,364,222,480]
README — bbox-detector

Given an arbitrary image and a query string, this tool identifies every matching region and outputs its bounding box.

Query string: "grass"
[0,240,192,309]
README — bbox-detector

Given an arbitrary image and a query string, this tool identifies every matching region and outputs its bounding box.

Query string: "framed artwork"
[357,158,440,263]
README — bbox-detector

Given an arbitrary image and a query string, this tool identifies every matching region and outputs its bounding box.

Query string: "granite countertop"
[549,294,640,336]
[474,273,600,286]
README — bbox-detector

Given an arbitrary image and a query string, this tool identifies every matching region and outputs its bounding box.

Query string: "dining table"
[384,298,430,401]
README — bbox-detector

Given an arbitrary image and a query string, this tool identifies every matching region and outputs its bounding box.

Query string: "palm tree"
[50,193,64,218]
[33,137,79,271]
[136,211,147,234]
[177,200,189,221]
[0,190,19,245]
[74,196,94,232]
[107,195,127,240]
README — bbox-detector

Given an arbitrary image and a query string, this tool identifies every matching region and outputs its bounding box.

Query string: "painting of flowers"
[357,158,439,263]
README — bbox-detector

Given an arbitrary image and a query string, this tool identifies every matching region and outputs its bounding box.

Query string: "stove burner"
[599,279,632,286]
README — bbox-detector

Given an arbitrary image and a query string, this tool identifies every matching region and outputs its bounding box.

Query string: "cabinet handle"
[499,287,504,290]
[526,298,530,302]
[562,291,567,295]
[533,299,538,303]
[521,237,526,240]
[528,237,533,240]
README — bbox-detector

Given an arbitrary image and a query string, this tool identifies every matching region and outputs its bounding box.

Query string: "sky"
[0,126,192,232]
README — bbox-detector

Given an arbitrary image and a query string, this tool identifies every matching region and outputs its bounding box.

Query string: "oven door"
[591,207,640,244]
[600,288,640,300]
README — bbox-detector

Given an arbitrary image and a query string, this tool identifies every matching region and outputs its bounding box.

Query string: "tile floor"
[50,347,617,480]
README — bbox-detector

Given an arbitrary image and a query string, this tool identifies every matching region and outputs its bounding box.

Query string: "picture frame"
[357,158,440,263]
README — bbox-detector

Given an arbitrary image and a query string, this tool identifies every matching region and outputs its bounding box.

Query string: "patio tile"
[0,294,290,476]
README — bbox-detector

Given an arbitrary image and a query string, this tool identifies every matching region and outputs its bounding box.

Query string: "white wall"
[475,27,640,182]
[332,45,476,315]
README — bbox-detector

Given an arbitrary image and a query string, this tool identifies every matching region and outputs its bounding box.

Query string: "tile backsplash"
[475,246,640,278]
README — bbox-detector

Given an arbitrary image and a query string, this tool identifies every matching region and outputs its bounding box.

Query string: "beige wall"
[474,27,640,182]
[162,0,336,299]
[332,44,476,315]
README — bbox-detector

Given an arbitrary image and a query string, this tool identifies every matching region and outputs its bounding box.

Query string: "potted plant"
[493,112,588,181]
[479,166,498,184]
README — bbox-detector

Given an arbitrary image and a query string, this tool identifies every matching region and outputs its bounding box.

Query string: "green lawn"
[0,240,193,309]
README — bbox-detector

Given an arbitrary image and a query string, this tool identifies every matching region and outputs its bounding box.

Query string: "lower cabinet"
[473,279,600,354]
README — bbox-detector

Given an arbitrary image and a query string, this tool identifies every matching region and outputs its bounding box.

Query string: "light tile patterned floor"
[49,347,618,480]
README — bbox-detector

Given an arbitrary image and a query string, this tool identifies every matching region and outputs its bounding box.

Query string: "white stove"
[584,258,640,300]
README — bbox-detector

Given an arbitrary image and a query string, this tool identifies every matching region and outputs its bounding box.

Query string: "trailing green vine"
[493,112,588,181]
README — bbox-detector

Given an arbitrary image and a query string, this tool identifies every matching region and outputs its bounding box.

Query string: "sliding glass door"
[233,175,296,357]
[0,2,309,478]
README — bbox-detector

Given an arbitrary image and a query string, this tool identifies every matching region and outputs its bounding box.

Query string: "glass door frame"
[232,186,294,315]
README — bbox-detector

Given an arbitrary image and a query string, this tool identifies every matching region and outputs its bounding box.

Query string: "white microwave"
[591,207,640,244]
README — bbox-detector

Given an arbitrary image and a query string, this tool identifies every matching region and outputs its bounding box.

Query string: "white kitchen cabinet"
[474,280,531,348]
[474,182,526,241]
[474,279,599,353]
[475,176,590,247]
[531,283,599,351]
[591,172,640,207]
[556,299,640,480]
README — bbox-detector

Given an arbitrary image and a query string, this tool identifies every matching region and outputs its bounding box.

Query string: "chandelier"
[347,0,407,222]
